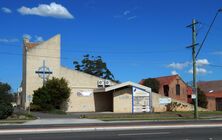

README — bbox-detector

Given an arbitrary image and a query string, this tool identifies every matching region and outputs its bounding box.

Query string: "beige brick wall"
[151,92,167,112]
[67,88,95,112]
[152,92,207,112]
[113,88,132,113]
[59,67,116,112]
[21,34,117,111]
[22,35,61,108]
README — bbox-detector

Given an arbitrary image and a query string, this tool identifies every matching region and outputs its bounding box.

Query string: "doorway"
[94,92,113,112]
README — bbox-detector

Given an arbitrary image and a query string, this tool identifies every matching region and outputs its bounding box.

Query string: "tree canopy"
[142,78,160,93]
[73,54,116,81]
[197,87,208,108]
[0,82,13,119]
[32,77,71,111]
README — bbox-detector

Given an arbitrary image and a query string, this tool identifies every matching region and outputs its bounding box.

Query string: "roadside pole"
[187,19,198,119]
[192,19,198,119]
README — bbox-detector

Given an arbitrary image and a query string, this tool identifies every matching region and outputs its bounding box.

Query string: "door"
[216,98,222,111]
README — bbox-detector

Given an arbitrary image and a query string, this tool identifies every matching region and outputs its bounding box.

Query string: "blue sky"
[0,0,222,91]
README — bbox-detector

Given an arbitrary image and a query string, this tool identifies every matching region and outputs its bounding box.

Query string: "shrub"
[0,82,14,119]
[30,104,42,111]
[197,88,208,108]
[32,77,71,111]
[0,102,13,119]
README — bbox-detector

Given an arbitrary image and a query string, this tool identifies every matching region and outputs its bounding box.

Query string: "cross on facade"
[35,60,53,85]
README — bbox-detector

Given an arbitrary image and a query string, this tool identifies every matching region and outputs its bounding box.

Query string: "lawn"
[0,112,37,124]
[83,111,222,121]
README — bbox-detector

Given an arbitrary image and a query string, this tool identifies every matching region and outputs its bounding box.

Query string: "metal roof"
[94,81,151,93]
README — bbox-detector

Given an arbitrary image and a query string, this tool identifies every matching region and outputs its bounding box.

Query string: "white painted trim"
[97,81,151,93]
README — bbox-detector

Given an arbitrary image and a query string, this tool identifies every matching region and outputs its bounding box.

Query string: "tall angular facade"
[21,34,113,112]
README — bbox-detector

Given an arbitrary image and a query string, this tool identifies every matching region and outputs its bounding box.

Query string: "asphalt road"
[1,119,222,129]
[1,127,222,140]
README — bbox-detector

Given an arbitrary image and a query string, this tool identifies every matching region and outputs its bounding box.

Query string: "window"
[163,85,169,97]
[176,84,180,95]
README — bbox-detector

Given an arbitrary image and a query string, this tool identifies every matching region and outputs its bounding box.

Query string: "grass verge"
[83,111,222,121]
[0,112,37,124]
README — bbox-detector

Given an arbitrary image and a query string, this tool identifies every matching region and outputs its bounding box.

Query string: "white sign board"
[27,95,33,102]
[191,94,196,99]
[132,87,151,113]
[133,87,149,97]
[159,98,172,105]
[17,87,22,92]
[77,90,93,97]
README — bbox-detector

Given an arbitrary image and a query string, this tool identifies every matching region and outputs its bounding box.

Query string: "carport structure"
[93,81,152,113]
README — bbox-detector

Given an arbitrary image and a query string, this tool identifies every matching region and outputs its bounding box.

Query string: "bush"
[30,104,42,111]
[32,87,52,111]
[0,102,13,119]
[197,88,208,108]
[0,82,14,119]
[32,77,71,111]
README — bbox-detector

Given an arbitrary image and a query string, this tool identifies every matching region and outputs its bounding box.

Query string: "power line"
[0,43,190,54]
[0,51,194,65]
[209,64,222,68]
[196,9,222,58]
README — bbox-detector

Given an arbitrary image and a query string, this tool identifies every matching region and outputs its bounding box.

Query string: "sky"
[0,0,222,91]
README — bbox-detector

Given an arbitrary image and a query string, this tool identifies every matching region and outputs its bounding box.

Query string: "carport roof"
[94,81,151,93]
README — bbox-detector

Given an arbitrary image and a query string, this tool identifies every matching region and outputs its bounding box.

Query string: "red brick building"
[198,80,222,111]
[140,75,192,103]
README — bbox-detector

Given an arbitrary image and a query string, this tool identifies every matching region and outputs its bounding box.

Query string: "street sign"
[17,87,22,92]
[191,94,196,99]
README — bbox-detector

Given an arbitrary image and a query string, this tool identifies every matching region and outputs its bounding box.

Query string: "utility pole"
[192,19,198,119]
[186,9,221,119]
[187,19,199,119]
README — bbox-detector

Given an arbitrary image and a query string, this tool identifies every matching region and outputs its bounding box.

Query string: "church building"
[19,34,153,113]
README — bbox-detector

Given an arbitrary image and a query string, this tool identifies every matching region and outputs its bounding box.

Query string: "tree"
[197,88,208,108]
[73,54,116,81]
[0,82,13,119]
[32,77,71,111]
[142,78,160,93]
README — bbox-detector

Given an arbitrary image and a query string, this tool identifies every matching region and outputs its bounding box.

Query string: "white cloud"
[167,62,190,70]
[17,2,74,19]
[171,70,178,75]
[1,7,12,13]
[35,36,44,42]
[114,9,137,20]
[0,38,18,43]
[188,68,210,75]
[127,16,137,20]
[123,10,130,16]
[23,34,44,42]
[23,34,32,40]
[196,59,209,66]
